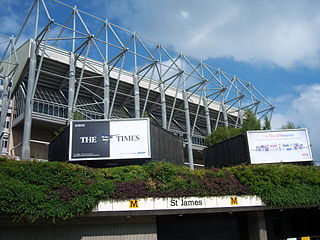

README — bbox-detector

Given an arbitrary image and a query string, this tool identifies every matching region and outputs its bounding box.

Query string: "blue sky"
[1,0,320,162]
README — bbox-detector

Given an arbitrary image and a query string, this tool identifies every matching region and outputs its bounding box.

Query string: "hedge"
[0,157,319,222]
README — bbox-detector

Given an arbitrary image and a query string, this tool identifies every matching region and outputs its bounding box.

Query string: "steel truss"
[0,34,19,154]
[2,0,274,168]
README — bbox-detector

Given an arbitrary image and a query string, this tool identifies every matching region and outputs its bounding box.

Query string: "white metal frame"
[0,0,274,169]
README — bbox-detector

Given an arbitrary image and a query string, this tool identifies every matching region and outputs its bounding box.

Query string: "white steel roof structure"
[0,0,274,168]
[0,34,19,153]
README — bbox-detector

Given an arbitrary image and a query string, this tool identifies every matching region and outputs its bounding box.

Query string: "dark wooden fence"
[203,134,250,168]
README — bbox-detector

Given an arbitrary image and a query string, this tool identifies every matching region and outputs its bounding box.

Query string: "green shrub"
[0,158,110,222]
[0,157,320,222]
[100,164,148,182]
[229,164,320,207]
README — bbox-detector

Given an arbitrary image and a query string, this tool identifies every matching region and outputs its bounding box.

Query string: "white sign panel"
[69,118,151,161]
[94,196,265,212]
[246,129,313,164]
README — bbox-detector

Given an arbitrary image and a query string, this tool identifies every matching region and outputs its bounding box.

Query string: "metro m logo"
[129,200,139,208]
[230,197,238,205]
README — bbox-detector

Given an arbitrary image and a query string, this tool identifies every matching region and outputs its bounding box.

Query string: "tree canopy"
[281,121,297,129]
[262,116,271,130]
[242,109,261,131]
[206,109,264,145]
[206,126,244,145]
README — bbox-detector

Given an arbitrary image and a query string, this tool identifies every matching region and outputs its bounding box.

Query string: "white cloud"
[0,0,23,35]
[179,11,189,19]
[0,16,20,34]
[101,0,320,69]
[269,94,295,105]
[271,84,320,163]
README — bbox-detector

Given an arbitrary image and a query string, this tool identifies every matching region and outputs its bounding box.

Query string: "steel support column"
[103,63,109,118]
[159,81,167,128]
[133,74,140,118]
[21,40,36,160]
[239,110,244,125]
[133,34,140,118]
[0,76,10,154]
[68,52,75,120]
[182,67,194,169]
[203,94,211,135]
[221,92,229,127]
[158,48,167,129]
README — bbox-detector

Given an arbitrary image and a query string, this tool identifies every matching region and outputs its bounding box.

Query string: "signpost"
[246,129,313,164]
[69,118,151,161]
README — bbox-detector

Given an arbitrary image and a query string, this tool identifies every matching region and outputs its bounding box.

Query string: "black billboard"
[71,120,111,159]
[69,119,151,161]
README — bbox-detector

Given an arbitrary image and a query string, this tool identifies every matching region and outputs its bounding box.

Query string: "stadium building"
[2,1,320,240]
[0,0,274,168]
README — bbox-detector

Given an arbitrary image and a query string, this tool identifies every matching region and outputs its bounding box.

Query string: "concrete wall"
[0,216,157,240]
[11,119,62,160]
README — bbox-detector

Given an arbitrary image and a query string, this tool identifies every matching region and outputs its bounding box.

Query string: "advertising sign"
[246,129,313,164]
[95,196,265,212]
[69,118,151,161]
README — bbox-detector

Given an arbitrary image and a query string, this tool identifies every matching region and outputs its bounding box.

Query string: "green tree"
[262,116,271,130]
[73,111,84,120]
[206,126,244,145]
[206,110,262,146]
[53,126,66,137]
[281,121,297,129]
[242,109,261,131]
